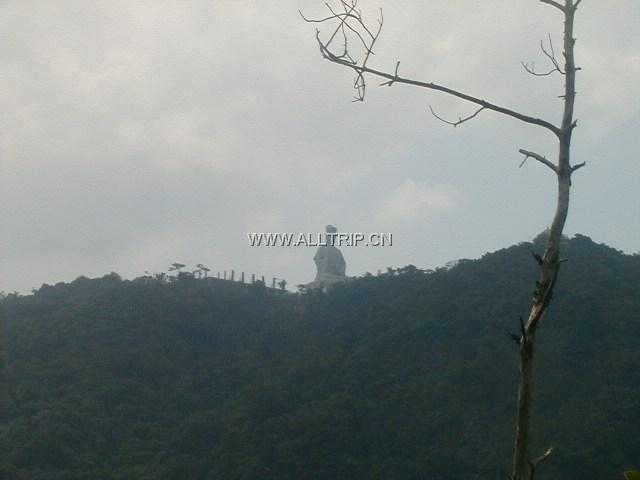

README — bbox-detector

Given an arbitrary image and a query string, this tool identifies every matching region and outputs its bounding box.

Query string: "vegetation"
[1,234,638,479]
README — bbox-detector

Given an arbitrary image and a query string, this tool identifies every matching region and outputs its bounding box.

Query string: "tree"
[197,264,211,278]
[301,1,586,479]
[169,263,186,273]
[0,302,6,422]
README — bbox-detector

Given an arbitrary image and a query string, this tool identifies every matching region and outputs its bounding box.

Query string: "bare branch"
[298,9,356,26]
[338,23,357,63]
[571,161,586,172]
[521,61,557,77]
[508,331,522,345]
[574,0,584,10]
[522,33,567,78]
[302,0,561,135]
[540,0,566,12]
[338,0,375,39]
[518,149,558,173]
[306,1,384,101]
[530,447,554,468]
[507,314,526,346]
[429,105,486,127]
[327,59,561,134]
[353,8,383,100]
[380,61,400,86]
[324,3,370,53]
[540,34,565,74]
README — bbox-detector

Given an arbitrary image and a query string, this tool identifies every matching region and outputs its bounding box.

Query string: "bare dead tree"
[301,1,586,479]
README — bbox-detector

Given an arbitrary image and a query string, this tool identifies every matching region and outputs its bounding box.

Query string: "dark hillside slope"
[1,235,639,480]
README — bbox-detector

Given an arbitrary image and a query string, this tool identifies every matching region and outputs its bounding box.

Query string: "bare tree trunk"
[511,3,580,479]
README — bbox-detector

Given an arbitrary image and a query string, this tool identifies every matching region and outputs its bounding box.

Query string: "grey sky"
[1,1,638,293]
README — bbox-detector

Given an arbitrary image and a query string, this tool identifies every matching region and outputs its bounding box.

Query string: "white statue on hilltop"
[305,225,347,291]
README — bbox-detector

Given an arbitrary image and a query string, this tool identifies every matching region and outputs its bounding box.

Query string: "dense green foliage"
[1,235,639,480]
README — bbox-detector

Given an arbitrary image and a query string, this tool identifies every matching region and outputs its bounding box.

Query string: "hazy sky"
[1,1,638,293]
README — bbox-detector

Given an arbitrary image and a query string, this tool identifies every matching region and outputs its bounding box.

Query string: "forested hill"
[1,234,639,480]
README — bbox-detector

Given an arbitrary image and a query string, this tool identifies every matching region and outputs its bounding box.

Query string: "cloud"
[376,180,459,224]
[1,0,638,292]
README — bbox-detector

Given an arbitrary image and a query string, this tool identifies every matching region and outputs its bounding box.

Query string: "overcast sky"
[1,1,638,293]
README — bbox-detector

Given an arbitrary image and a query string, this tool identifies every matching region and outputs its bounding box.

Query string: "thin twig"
[518,149,558,173]
[530,447,554,468]
[429,105,486,127]
[521,61,557,77]
[380,61,400,86]
[325,3,370,53]
[539,34,565,75]
[571,161,586,172]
